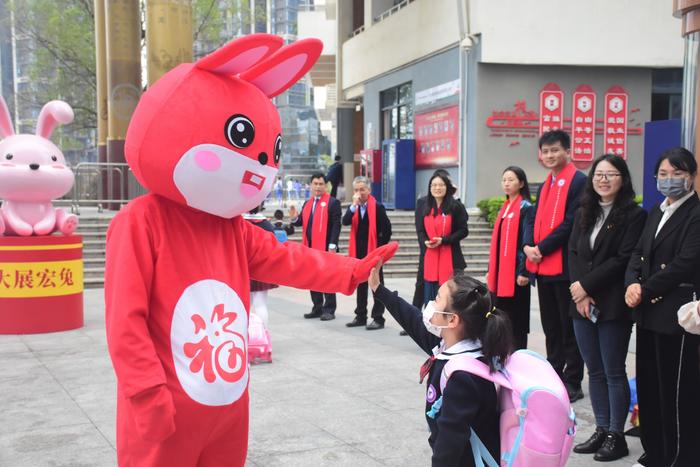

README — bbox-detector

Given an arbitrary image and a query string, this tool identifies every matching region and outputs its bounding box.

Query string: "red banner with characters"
[570,84,597,168]
[603,85,628,158]
[415,105,458,168]
[539,82,564,134]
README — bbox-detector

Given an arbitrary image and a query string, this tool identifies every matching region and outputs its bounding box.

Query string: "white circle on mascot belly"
[171,279,249,406]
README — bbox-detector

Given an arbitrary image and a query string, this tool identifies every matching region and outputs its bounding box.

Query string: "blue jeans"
[572,318,632,433]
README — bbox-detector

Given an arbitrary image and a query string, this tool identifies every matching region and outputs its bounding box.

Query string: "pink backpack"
[440,349,576,467]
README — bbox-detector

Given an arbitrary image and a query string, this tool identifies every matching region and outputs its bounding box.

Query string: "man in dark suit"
[290,172,342,320]
[523,130,586,402]
[343,176,392,330]
[326,155,343,198]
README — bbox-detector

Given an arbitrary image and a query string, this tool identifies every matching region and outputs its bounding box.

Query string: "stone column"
[105,0,141,207]
[145,0,192,86]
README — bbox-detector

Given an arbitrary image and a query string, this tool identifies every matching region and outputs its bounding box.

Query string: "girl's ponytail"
[482,307,514,372]
[448,274,514,372]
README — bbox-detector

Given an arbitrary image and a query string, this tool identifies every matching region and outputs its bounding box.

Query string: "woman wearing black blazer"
[417,172,469,304]
[624,147,700,467]
[567,155,646,462]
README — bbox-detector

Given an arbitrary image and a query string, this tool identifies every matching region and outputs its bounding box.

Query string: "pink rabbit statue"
[0,95,78,236]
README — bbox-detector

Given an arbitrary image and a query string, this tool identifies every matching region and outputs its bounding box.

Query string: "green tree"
[11,0,96,147]
[192,0,269,59]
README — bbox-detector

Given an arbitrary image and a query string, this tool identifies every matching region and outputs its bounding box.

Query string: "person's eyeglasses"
[592,172,621,181]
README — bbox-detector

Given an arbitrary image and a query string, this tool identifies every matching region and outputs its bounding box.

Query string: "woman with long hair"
[417,172,469,305]
[568,154,646,461]
[487,166,533,350]
[370,265,513,465]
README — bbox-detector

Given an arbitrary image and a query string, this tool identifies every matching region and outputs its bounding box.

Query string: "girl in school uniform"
[370,266,513,466]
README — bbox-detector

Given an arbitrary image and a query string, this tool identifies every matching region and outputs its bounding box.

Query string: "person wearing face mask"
[567,155,646,462]
[369,265,513,466]
[624,147,700,467]
[418,172,469,306]
[486,166,533,350]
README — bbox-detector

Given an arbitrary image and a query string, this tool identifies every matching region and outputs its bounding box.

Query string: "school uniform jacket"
[374,285,499,467]
[568,202,646,321]
[624,195,700,335]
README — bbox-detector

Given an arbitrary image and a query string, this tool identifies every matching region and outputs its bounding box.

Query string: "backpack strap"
[470,429,500,467]
[439,354,512,393]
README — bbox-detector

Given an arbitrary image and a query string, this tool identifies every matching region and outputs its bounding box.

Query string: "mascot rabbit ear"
[195,33,283,75]
[0,95,14,138]
[36,100,74,139]
[239,38,323,98]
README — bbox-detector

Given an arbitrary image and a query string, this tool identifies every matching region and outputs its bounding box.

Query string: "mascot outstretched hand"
[104,34,398,467]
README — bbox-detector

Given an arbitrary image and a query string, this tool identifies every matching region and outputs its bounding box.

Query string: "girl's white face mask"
[422,301,454,337]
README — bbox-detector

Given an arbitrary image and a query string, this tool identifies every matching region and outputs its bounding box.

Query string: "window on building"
[651,68,682,121]
[380,82,413,141]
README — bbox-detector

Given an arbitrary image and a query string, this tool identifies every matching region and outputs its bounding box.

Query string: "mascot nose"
[29,163,40,170]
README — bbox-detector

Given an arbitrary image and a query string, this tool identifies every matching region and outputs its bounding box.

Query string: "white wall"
[297,10,337,55]
[340,0,684,93]
[342,0,461,91]
[470,0,684,67]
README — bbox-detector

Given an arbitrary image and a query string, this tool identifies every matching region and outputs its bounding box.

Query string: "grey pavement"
[0,279,640,466]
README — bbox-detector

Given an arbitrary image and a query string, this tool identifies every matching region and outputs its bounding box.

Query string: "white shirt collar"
[660,190,695,214]
[432,338,483,360]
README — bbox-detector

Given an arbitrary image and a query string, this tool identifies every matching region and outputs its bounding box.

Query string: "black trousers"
[636,328,700,467]
[495,283,531,351]
[537,280,584,388]
[355,268,385,323]
[412,252,425,309]
[310,291,336,314]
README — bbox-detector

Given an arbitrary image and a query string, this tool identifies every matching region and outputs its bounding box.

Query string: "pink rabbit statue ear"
[195,33,284,75]
[36,100,74,139]
[0,95,14,138]
[239,38,323,98]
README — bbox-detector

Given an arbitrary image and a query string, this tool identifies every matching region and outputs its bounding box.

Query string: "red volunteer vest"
[423,209,453,285]
[487,195,522,297]
[526,163,577,276]
[301,193,331,251]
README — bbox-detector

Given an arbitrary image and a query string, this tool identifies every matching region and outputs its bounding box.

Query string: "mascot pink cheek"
[194,150,221,172]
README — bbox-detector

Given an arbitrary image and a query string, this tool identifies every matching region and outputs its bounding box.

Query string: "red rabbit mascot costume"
[104,34,397,467]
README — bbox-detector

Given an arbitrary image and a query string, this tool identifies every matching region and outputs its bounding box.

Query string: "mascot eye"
[274,136,282,165]
[51,155,57,162]
[5,153,12,160]
[225,114,255,148]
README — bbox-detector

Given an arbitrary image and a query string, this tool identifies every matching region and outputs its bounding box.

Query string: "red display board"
[538,83,564,134]
[0,235,84,334]
[415,105,458,168]
[603,85,629,158]
[570,84,597,168]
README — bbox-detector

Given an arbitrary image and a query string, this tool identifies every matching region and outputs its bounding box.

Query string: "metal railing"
[61,162,147,214]
[374,0,415,23]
